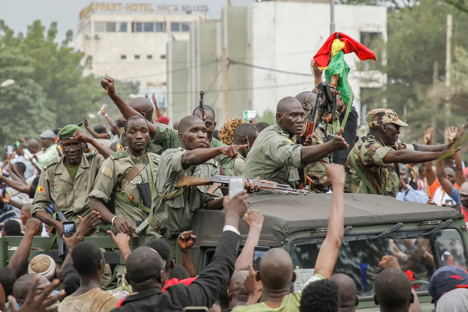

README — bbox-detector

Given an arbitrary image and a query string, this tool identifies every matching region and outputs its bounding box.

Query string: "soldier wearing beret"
[345,108,459,197]
[32,124,113,236]
[89,115,159,236]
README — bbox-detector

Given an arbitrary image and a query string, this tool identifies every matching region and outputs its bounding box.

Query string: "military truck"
[0,193,465,311]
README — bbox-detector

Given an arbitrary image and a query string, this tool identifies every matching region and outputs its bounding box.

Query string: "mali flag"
[313,32,376,108]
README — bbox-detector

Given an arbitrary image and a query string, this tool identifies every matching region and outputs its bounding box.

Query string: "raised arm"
[384,149,444,164]
[72,129,113,159]
[301,129,349,164]
[313,164,345,279]
[84,117,109,139]
[0,176,29,194]
[235,210,264,272]
[8,218,42,277]
[436,159,454,195]
[101,78,157,136]
[152,94,162,118]
[178,231,198,277]
[180,191,248,307]
[107,231,132,262]
[181,145,243,170]
[311,60,323,90]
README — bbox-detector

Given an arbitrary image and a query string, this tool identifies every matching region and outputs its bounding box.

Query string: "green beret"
[58,124,81,140]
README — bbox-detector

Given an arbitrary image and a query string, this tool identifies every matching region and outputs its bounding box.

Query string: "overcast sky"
[0,0,254,41]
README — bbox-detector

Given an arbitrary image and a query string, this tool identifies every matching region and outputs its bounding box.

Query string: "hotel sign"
[80,3,209,19]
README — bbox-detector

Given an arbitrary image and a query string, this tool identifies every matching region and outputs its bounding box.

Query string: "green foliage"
[0,49,52,145]
[0,20,138,146]
[258,110,276,126]
[361,0,468,144]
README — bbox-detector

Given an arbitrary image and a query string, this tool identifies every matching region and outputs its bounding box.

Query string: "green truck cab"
[0,193,466,311]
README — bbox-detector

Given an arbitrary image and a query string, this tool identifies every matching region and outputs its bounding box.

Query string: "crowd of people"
[0,60,467,312]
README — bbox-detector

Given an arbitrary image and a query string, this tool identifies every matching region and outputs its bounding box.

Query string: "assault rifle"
[199,91,206,123]
[45,204,66,258]
[299,89,324,146]
[175,175,309,196]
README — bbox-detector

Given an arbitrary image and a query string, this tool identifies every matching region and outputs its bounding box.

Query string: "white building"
[73,2,206,104]
[168,1,386,126]
[250,1,387,123]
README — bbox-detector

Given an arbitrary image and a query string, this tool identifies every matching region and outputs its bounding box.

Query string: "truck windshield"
[289,229,467,296]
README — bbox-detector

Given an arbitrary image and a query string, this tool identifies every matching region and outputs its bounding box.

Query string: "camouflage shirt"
[307,126,331,193]
[345,134,415,197]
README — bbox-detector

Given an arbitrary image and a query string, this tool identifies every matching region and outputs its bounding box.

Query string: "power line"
[168,81,311,94]
[229,59,313,77]
[116,60,219,80]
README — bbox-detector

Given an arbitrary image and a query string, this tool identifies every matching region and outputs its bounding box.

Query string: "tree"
[360,0,468,143]
[0,49,52,146]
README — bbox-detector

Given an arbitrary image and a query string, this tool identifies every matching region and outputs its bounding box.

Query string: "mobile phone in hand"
[63,221,76,238]
[253,246,270,271]
[229,177,244,199]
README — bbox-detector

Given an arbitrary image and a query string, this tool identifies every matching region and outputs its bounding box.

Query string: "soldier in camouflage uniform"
[90,115,159,236]
[345,108,458,197]
[140,116,240,238]
[243,96,349,188]
[32,124,113,236]
[100,78,236,175]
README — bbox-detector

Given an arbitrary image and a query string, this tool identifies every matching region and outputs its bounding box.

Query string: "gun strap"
[350,152,378,195]
[156,188,184,200]
[44,213,57,254]
[115,193,151,214]
[120,158,149,191]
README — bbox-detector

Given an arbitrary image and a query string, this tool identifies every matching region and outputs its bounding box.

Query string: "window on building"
[94,22,127,33]
[170,22,180,32]
[144,22,154,32]
[147,55,153,59]
[132,22,143,32]
[170,22,192,32]
[94,22,106,32]
[181,22,190,32]
[160,54,166,59]
[121,55,127,60]
[132,22,166,33]
[135,55,140,60]
[117,22,127,32]
[155,22,165,32]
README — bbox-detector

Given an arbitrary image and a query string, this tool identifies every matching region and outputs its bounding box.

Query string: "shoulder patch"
[111,149,127,160]
[148,153,160,164]
[100,166,113,178]
[43,158,59,170]
[36,185,45,194]
[282,138,295,144]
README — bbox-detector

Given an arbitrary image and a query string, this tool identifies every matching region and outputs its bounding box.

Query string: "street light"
[0,79,15,89]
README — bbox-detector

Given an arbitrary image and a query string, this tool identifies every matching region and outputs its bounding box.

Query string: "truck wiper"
[399,219,454,240]
[424,219,453,236]
[369,223,403,240]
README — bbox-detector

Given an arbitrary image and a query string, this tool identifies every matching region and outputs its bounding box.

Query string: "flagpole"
[330,0,335,34]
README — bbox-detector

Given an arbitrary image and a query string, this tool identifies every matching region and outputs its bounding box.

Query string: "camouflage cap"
[367,109,408,128]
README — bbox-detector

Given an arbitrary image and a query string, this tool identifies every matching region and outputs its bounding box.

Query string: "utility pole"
[432,61,438,131]
[221,0,229,123]
[445,14,452,140]
[330,0,335,34]
[221,47,229,124]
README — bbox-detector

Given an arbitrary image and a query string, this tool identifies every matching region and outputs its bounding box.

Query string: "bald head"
[258,249,294,291]
[128,97,154,122]
[126,246,164,286]
[277,97,302,114]
[330,274,359,312]
[178,115,205,134]
[229,270,249,309]
[445,167,456,185]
